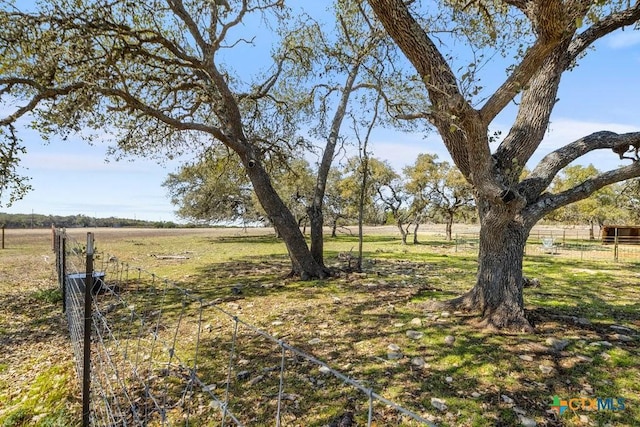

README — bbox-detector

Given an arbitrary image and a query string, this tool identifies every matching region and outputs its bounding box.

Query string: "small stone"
[271,320,284,326]
[501,394,514,404]
[518,415,537,427]
[518,355,534,362]
[444,335,455,346]
[589,341,613,347]
[431,397,447,412]
[411,357,426,368]
[576,317,591,326]
[387,352,403,360]
[513,406,526,415]
[579,415,589,424]
[387,343,401,352]
[546,338,570,351]
[576,355,593,363]
[612,334,633,342]
[445,376,453,383]
[539,365,554,374]
[406,330,424,340]
[393,322,405,328]
[248,375,264,386]
[609,325,633,333]
[410,317,423,327]
[471,392,481,398]
[440,311,451,318]
[319,366,331,375]
[237,370,250,381]
[308,338,322,345]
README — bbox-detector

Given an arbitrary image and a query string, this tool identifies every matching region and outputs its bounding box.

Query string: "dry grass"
[1,226,639,426]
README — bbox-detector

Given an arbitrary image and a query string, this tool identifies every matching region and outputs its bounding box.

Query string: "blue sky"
[2,5,640,222]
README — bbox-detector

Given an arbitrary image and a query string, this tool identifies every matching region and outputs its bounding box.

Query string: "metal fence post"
[83,232,95,427]
[61,232,67,313]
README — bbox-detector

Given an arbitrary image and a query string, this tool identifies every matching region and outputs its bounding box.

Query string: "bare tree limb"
[519,131,640,203]
[525,160,640,221]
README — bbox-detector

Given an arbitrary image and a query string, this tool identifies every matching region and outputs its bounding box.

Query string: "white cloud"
[606,30,640,49]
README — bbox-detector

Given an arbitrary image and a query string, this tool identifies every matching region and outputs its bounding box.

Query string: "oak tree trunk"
[246,160,327,279]
[449,216,533,331]
[445,214,454,241]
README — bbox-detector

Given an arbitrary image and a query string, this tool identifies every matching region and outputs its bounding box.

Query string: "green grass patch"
[3,227,640,426]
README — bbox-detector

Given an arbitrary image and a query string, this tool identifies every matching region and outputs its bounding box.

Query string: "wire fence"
[54,229,436,427]
[450,231,640,263]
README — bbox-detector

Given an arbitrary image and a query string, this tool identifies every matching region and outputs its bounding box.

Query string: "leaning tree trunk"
[246,159,328,279]
[450,215,533,331]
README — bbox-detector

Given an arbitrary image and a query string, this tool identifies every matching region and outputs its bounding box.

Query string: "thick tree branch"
[479,0,567,123]
[368,0,474,176]
[519,131,640,203]
[524,161,640,221]
[566,2,640,66]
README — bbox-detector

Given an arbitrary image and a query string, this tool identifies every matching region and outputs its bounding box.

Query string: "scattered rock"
[576,355,593,363]
[271,320,284,326]
[308,338,322,345]
[445,376,453,383]
[248,375,264,386]
[539,365,554,374]
[393,322,405,328]
[501,394,514,404]
[440,311,451,318]
[411,357,426,368]
[406,330,424,340]
[329,411,355,427]
[444,335,456,346]
[319,366,331,375]
[387,352,403,360]
[410,317,423,327]
[611,333,633,342]
[576,317,591,326]
[387,343,401,352]
[518,355,534,362]
[471,392,481,398]
[546,338,570,352]
[513,407,526,415]
[431,397,447,412]
[518,415,537,427]
[589,341,613,347]
[610,324,633,333]
[236,370,250,381]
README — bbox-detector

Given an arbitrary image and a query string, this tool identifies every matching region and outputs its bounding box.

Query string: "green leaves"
[0,124,32,207]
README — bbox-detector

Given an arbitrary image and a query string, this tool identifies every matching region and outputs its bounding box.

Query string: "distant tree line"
[0,213,178,229]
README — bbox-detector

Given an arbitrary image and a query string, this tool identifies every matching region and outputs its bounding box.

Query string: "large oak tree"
[368,0,640,330]
[0,0,332,277]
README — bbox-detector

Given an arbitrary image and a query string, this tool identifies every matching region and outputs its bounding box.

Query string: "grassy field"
[0,226,639,426]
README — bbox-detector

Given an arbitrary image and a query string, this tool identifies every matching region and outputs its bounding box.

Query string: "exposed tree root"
[427,291,535,333]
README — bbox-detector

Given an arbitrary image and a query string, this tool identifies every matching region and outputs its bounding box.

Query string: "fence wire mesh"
[55,230,435,426]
